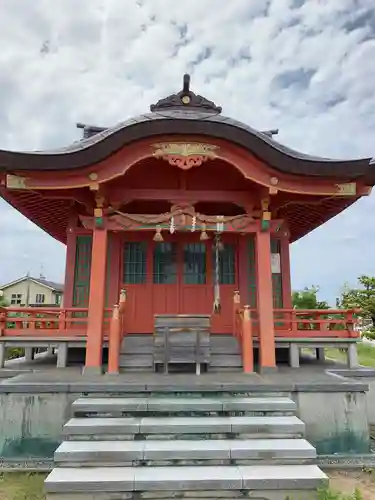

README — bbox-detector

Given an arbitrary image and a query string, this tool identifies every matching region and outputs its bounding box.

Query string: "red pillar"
[255,229,277,371]
[84,228,108,374]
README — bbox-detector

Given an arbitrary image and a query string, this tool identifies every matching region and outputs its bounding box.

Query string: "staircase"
[45,392,328,499]
[120,334,242,372]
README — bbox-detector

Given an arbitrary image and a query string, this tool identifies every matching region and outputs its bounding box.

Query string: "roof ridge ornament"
[150,74,222,114]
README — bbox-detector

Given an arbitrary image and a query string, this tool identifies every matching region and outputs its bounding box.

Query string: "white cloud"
[0,0,375,300]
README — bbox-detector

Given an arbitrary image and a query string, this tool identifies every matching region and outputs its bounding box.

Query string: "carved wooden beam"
[80,214,283,234]
[108,188,255,209]
[80,204,284,234]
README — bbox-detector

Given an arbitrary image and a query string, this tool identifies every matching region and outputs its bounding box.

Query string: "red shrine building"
[0,75,374,374]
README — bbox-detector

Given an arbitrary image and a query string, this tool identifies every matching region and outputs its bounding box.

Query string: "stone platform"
[0,356,369,393]
[0,358,371,461]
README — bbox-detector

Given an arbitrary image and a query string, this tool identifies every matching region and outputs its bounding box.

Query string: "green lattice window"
[248,237,257,308]
[153,242,177,284]
[212,243,235,285]
[72,235,92,307]
[271,238,283,309]
[123,242,147,284]
[183,243,206,284]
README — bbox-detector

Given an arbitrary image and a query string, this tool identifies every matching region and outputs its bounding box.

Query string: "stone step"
[119,354,153,369]
[64,415,305,440]
[121,334,241,355]
[210,354,242,368]
[45,465,328,499]
[54,438,316,466]
[72,396,297,416]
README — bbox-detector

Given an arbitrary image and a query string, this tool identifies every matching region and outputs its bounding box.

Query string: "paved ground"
[0,352,371,391]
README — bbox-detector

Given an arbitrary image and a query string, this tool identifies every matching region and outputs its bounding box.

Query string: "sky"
[1,0,375,304]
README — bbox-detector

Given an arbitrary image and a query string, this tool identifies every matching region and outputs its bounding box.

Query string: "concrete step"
[64,415,305,440]
[54,438,316,466]
[45,465,328,499]
[72,396,297,416]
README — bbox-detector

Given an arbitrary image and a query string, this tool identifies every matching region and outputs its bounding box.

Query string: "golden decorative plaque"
[153,142,218,158]
[152,142,219,170]
[6,174,28,189]
[336,183,357,196]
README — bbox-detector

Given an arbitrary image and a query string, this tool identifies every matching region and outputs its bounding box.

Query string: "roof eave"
[0,116,373,182]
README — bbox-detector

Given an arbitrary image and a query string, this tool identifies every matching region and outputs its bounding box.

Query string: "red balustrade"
[0,307,113,337]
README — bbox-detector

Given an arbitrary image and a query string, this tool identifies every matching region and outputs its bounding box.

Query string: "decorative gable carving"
[150,74,222,113]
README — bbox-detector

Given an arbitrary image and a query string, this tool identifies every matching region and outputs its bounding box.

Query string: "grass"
[0,473,46,500]
[325,342,375,367]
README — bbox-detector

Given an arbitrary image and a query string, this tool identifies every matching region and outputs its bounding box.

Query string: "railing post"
[59,310,66,333]
[118,288,127,359]
[119,288,127,329]
[345,310,357,338]
[233,290,241,338]
[0,308,6,366]
[0,307,6,337]
[242,305,254,373]
[108,305,121,375]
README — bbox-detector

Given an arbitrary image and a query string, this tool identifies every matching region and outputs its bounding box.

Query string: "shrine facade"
[1,74,374,374]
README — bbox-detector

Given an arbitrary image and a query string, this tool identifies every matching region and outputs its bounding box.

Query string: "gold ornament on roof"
[152,142,219,170]
[153,142,218,158]
[6,174,28,189]
[335,183,357,196]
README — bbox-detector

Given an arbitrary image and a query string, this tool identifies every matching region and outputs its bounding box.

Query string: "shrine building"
[0,74,374,375]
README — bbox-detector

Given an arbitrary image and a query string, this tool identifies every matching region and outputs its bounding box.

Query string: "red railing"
[0,306,113,337]
[231,294,360,342]
[0,300,360,343]
[272,308,360,338]
[231,292,361,373]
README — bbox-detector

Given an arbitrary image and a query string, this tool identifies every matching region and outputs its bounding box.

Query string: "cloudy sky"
[1,0,375,304]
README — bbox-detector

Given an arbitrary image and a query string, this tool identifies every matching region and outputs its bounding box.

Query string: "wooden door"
[178,235,238,333]
[121,234,152,333]
[152,236,211,317]
[152,238,179,315]
[210,236,239,334]
[179,239,212,315]
[121,233,239,334]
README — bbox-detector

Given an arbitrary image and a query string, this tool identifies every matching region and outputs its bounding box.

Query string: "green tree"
[339,275,375,327]
[292,286,330,331]
[0,294,9,307]
[292,286,329,310]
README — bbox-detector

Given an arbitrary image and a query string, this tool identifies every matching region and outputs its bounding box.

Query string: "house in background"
[0,275,64,307]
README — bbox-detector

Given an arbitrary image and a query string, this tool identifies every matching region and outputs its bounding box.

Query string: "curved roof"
[0,74,374,183]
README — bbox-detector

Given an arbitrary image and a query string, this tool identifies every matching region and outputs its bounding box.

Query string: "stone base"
[258,365,278,375]
[82,365,103,377]
[0,343,5,369]
[57,343,68,368]
[46,488,322,500]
